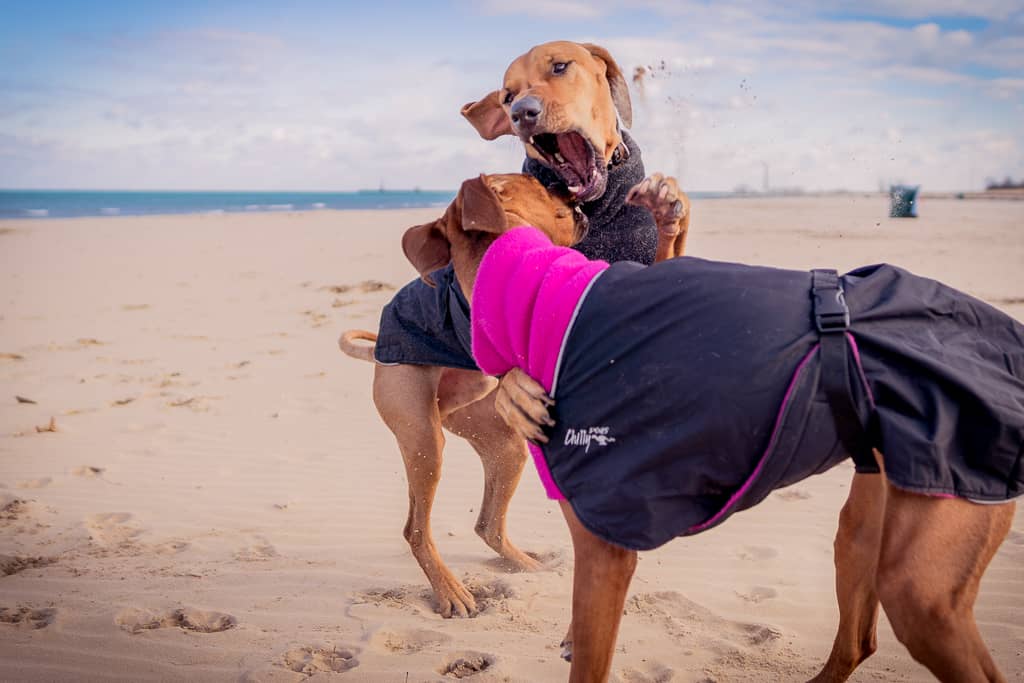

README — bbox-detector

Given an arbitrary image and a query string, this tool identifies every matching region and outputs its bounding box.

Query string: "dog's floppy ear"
[460,175,508,234]
[401,218,450,287]
[461,91,514,140]
[583,43,633,129]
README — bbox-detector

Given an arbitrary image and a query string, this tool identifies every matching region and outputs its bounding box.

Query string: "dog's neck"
[450,211,553,303]
[449,232,494,305]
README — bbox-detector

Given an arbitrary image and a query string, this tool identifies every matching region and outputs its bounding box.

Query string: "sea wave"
[24,208,49,217]
[100,207,120,215]
[245,203,295,211]
[311,202,326,209]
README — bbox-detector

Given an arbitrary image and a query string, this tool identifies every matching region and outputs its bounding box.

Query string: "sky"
[1,0,1022,192]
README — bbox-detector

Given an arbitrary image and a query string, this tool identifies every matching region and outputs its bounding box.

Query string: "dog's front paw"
[495,368,554,444]
[626,173,688,236]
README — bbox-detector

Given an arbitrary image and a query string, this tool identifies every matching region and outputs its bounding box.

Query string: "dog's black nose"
[510,96,542,130]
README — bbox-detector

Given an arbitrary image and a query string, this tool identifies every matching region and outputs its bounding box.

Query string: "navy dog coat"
[374,131,657,369]
[472,228,1024,551]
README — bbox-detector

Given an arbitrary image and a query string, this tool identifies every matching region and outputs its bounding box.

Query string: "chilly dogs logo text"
[564,426,616,452]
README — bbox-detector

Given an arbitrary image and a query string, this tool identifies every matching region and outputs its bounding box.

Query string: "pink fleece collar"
[471,226,609,499]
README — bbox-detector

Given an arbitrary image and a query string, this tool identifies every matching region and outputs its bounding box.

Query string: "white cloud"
[476,0,609,19]
[830,0,1021,20]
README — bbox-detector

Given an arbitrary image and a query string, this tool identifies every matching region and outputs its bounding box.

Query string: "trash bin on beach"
[889,185,919,218]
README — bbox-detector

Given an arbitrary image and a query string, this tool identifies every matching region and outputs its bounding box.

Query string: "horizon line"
[0,187,458,194]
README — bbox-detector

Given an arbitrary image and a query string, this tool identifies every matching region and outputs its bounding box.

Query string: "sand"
[1,195,1022,682]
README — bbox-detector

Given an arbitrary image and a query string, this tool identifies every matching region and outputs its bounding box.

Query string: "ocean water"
[0,189,733,220]
[0,189,457,219]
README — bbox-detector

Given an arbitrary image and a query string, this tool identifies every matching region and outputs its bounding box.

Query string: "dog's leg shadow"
[481,547,567,574]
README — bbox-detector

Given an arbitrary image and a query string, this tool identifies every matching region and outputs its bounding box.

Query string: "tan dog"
[338,42,688,619]
[400,184,1017,683]
[462,40,689,259]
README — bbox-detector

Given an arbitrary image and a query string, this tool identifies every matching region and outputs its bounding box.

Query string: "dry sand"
[1,195,1022,682]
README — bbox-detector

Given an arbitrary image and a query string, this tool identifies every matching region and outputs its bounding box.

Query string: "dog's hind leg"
[373,363,478,618]
[444,389,543,572]
[812,471,886,682]
[875,483,1014,682]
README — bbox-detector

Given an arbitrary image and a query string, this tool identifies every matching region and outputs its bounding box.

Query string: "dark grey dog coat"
[539,258,1024,550]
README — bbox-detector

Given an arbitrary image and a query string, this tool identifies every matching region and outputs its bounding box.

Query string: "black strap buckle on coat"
[812,276,850,334]
[811,269,879,473]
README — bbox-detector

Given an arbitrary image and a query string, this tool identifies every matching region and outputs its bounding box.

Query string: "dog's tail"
[338,329,378,363]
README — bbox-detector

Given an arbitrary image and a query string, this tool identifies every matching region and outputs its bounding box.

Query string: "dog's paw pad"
[626,174,685,225]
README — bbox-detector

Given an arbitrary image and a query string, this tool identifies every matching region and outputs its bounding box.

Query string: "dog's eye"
[552,62,569,75]
[502,91,514,105]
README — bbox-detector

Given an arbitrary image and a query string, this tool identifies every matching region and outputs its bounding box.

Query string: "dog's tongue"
[558,133,592,182]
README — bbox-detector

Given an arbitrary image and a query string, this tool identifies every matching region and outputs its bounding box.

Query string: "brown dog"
[338,174,685,617]
[400,182,1018,683]
[338,41,688,619]
[339,172,586,610]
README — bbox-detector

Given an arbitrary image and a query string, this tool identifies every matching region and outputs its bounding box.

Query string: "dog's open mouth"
[528,131,607,202]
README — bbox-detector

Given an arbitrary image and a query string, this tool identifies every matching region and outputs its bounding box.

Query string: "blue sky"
[2,1,1022,191]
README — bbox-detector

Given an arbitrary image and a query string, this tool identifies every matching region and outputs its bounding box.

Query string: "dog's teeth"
[554,152,565,163]
[529,136,535,145]
[568,184,582,193]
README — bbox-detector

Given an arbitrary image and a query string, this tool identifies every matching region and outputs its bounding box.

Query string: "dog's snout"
[510,96,542,130]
